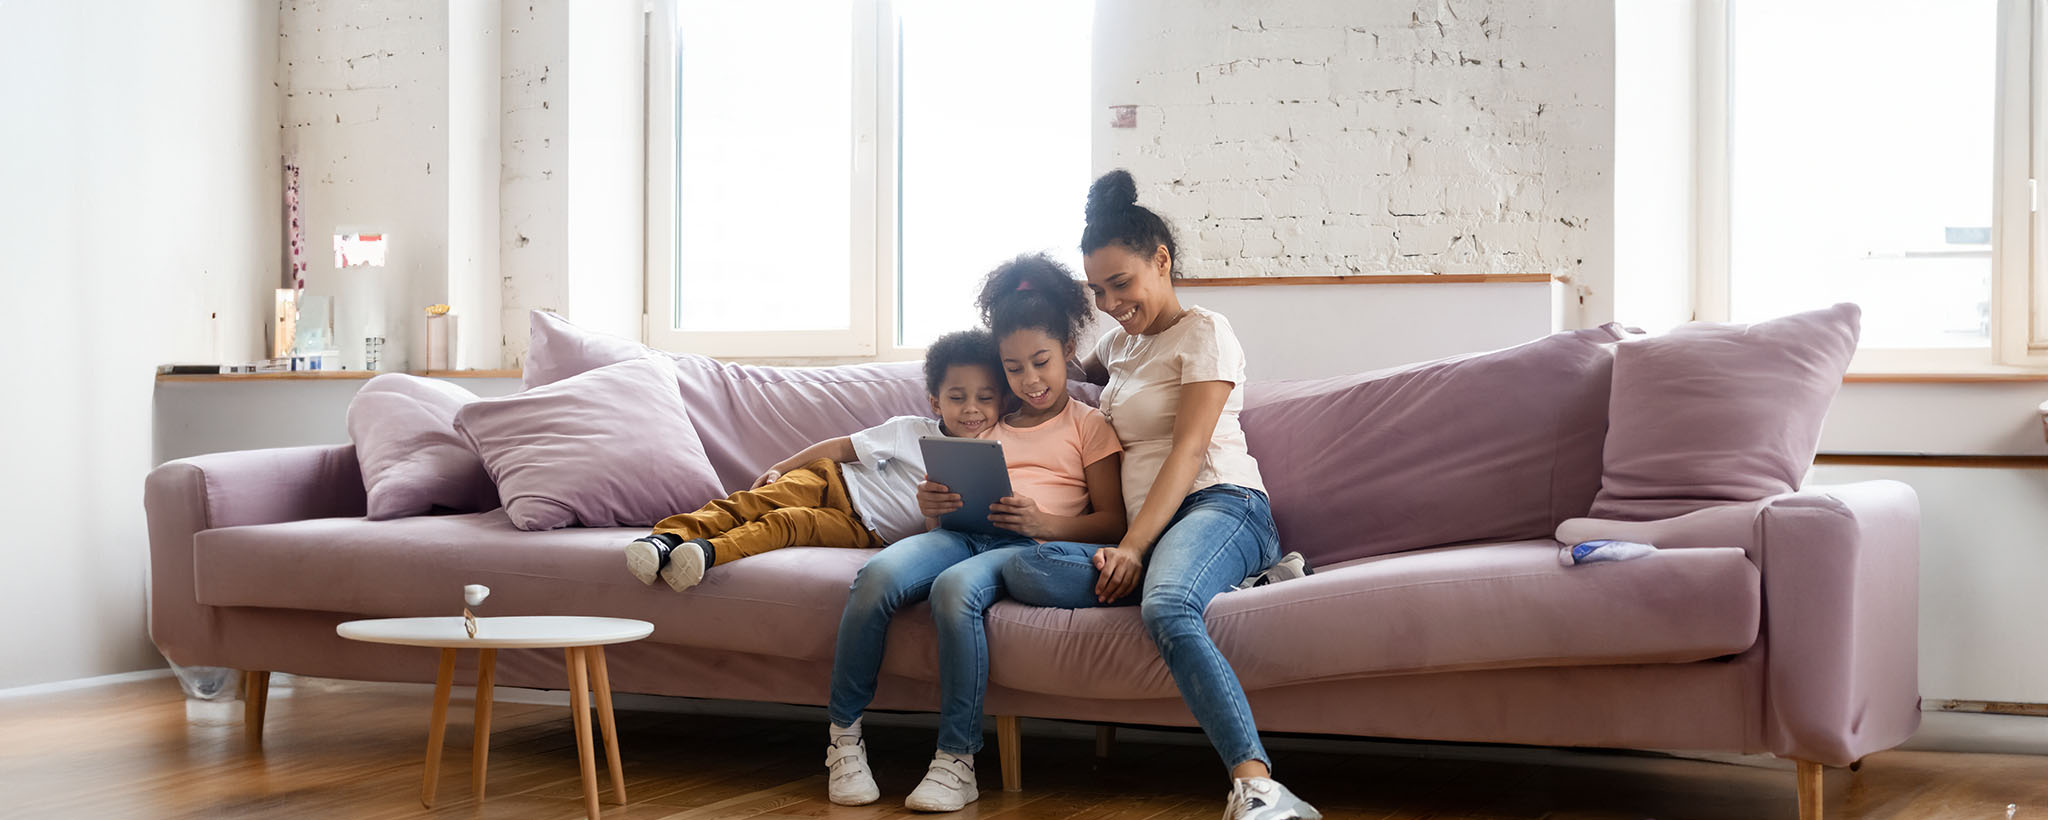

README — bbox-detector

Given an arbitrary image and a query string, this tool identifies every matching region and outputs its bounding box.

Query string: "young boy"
[625,329,1004,591]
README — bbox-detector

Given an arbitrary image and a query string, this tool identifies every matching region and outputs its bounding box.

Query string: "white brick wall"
[279,0,450,371]
[1096,0,1614,296]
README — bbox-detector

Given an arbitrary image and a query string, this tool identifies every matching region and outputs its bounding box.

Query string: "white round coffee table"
[338,615,652,818]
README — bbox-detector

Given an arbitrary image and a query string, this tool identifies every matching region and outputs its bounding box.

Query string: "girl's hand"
[917,477,963,519]
[750,469,782,490]
[989,495,1049,539]
[1092,545,1145,603]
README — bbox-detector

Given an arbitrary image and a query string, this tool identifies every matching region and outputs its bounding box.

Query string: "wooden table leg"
[422,648,458,808]
[589,647,626,804]
[567,647,600,820]
[473,648,497,800]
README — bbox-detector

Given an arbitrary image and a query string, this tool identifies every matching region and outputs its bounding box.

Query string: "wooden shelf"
[156,369,521,383]
[1842,372,2048,384]
[1177,273,1555,287]
[1815,453,2048,469]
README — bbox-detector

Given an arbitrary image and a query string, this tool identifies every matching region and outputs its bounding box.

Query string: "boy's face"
[930,363,1001,437]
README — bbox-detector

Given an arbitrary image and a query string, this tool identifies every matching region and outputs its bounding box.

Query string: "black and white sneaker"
[623,533,683,585]
[658,538,712,592]
[1237,551,1312,590]
[1223,776,1322,820]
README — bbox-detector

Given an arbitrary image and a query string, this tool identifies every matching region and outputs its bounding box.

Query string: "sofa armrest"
[144,445,365,667]
[1758,480,1921,765]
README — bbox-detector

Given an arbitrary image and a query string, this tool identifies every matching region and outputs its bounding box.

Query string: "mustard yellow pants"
[650,459,883,566]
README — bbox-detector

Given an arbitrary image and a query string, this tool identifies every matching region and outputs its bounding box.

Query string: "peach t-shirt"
[984,397,1122,519]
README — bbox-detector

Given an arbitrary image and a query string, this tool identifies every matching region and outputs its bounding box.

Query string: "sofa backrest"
[671,355,932,492]
[1241,325,1624,566]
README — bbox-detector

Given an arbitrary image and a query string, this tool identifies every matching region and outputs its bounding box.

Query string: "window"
[1700,0,2042,371]
[645,1,1094,359]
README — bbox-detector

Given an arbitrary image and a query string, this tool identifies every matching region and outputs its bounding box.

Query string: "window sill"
[154,369,521,383]
[1176,274,1554,287]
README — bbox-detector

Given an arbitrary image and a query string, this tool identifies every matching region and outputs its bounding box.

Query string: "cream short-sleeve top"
[1093,305,1265,517]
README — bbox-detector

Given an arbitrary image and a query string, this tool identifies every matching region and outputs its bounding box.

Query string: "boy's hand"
[750,469,782,490]
[917,477,963,519]
[989,495,1048,539]
[1092,545,1144,603]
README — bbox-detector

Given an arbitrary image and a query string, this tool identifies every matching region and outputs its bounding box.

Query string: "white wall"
[280,1,451,373]
[1093,0,1616,325]
[0,3,280,687]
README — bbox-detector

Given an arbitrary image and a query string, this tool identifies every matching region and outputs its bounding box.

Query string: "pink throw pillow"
[345,374,498,520]
[455,355,724,531]
[1589,303,1860,521]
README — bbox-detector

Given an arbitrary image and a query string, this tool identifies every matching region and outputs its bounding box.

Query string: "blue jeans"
[827,528,1034,754]
[1001,484,1281,771]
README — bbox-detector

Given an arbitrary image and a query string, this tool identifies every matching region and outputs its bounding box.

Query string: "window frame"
[1695,0,2044,373]
[643,0,924,363]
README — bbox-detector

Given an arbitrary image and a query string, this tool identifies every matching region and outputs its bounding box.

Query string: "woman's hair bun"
[1084,169,1139,221]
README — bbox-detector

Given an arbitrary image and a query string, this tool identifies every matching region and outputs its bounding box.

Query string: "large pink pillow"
[455,355,724,531]
[1589,303,1860,521]
[1241,324,1625,566]
[345,374,498,520]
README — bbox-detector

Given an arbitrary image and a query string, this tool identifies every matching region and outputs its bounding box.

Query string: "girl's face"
[1082,242,1177,335]
[998,327,1073,415]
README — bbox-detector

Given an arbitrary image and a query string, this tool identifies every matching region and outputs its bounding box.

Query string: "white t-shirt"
[843,415,943,544]
[1094,305,1265,518]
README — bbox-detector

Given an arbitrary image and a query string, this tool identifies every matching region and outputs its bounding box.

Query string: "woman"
[1001,169,1321,820]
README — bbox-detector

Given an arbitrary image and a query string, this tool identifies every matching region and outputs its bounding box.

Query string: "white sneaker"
[1223,777,1321,820]
[622,536,670,585]
[903,750,977,812]
[825,724,879,806]
[658,540,708,592]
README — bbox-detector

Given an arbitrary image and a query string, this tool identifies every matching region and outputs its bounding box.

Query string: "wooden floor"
[1,676,2042,819]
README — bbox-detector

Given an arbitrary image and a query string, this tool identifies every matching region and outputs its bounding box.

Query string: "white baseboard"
[1902,710,2048,755]
[0,667,174,699]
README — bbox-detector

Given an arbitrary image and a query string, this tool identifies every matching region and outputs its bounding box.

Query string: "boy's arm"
[753,436,858,488]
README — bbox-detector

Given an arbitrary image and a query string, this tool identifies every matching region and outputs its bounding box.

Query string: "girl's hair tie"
[1016,280,1033,291]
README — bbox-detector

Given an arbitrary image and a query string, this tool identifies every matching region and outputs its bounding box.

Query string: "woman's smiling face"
[1082,242,1176,335]
[999,327,1072,415]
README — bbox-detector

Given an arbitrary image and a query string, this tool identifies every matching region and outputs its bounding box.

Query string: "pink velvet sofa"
[144,313,1919,818]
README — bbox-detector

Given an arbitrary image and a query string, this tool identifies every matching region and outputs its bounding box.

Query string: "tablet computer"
[918,436,1013,535]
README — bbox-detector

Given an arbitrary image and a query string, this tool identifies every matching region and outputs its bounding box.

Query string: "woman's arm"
[988,454,1127,543]
[1070,350,1109,386]
[1091,380,1232,601]
[754,436,859,488]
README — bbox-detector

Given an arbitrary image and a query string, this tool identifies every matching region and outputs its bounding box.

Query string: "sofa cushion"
[1241,325,1624,565]
[345,374,498,520]
[983,538,1760,699]
[455,356,725,530]
[1591,303,1860,521]
[522,310,933,491]
[194,515,1757,694]
[192,509,885,665]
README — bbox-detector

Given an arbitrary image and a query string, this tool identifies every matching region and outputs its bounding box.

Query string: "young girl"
[823,253,1126,811]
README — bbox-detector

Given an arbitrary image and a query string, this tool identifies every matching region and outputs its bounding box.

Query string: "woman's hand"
[1092,544,1145,603]
[989,495,1050,539]
[917,477,963,519]
[750,469,782,490]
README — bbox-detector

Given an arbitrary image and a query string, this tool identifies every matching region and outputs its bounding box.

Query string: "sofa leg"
[243,670,271,748]
[1095,725,1115,759]
[1796,759,1822,820]
[996,715,1022,792]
